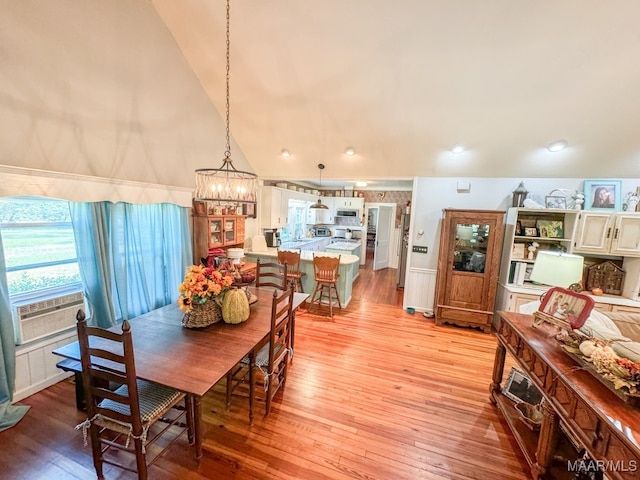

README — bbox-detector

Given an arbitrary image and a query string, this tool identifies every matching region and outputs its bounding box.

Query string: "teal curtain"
[70,202,117,328]
[0,231,29,431]
[71,201,191,326]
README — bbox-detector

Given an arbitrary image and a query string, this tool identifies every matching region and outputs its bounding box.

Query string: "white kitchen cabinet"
[260,186,289,229]
[573,212,640,256]
[306,197,334,225]
[333,197,364,211]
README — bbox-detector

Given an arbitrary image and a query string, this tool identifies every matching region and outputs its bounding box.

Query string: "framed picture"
[242,202,256,218]
[535,286,595,330]
[584,180,622,211]
[545,195,567,209]
[512,243,526,259]
[515,220,523,236]
[503,367,543,405]
[536,219,563,238]
[523,227,538,237]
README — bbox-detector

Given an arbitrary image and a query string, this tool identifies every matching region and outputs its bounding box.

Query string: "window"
[0,197,81,298]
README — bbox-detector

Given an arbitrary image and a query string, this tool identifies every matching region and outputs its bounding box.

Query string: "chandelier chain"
[224,0,231,159]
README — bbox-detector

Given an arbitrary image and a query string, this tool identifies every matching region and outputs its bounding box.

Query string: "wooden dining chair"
[255,257,288,290]
[226,285,295,425]
[75,310,194,480]
[310,254,342,318]
[277,249,306,293]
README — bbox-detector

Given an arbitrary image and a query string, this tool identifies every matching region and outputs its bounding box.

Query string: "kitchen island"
[324,241,361,280]
[245,249,359,306]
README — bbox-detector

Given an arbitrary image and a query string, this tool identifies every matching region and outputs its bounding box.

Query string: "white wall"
[0,0,254,200]
[404,177,640,311]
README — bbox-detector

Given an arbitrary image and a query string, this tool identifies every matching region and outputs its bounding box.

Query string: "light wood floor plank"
[0,257,528,479]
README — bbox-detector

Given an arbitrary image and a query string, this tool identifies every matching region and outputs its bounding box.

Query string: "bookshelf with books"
[498,208,579,288]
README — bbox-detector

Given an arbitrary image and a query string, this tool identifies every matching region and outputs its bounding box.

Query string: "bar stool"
[277,249,306,292]
[310,254,342,318]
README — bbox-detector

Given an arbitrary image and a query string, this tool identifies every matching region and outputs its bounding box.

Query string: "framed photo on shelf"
[584,180,622,211]
[512,243,526,259]
[545,195,567,209]
[536,219,563,238]
[515,220,523,236]
[523,227,538,237]
[242,202,256,218]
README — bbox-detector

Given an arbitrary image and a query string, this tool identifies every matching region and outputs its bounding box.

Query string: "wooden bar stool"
[277,249,306,293]
[310,254,342,318]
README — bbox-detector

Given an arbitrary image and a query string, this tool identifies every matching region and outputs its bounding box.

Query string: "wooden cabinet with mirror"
[435,209,505,333]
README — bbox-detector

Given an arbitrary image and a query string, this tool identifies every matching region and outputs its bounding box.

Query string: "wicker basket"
[182,300,223,328]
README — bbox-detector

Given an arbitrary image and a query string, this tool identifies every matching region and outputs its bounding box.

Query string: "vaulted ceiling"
[152,0,640,189]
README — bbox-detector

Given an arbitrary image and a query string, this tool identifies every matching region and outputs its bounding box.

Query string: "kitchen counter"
[325,241,361,281]
[245,249,359,306]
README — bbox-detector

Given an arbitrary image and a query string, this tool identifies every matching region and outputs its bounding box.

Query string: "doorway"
[364,203,397,271]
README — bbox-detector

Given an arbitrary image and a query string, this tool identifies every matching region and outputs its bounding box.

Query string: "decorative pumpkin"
[221,288,250,324]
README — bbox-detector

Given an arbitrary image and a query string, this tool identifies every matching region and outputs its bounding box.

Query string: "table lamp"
[530,251,584,292]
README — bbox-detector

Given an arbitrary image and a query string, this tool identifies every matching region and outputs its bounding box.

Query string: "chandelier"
[194,0,257,203]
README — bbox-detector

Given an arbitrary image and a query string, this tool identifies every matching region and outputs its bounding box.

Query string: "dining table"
[52,287,308,461]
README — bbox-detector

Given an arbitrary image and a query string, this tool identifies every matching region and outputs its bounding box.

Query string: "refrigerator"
[396,214,410,287]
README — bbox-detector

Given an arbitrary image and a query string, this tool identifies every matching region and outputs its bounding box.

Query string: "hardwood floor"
[0,255,529,479]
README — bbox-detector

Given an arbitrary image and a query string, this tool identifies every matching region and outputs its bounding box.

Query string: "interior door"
[373,206,393,270]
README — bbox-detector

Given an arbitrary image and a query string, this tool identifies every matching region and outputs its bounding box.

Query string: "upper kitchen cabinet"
[573,211,640,257]
[307,197,334,225]
[334,197,364,211]
[260,186,289,229]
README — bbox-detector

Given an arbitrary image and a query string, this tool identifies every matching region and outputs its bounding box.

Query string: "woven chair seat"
[97,380,183,427]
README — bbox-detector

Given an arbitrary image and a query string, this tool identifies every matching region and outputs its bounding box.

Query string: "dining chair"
[75,309,194,480]
[277,249,306,293]
[225,285,295,425]
[310,254,342,318]
[255,257,288,289]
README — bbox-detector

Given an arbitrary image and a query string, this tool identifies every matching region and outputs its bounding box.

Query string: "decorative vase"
[182,300,223,328]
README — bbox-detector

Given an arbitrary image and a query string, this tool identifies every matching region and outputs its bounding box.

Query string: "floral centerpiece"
[557,332,640,400]
[178,265,235,328]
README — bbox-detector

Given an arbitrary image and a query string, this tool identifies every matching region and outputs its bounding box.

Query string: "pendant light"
[310,163,329,209]
[194,0,257,204]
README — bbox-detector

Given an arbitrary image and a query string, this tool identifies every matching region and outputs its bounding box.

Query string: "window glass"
[0,197,81,296]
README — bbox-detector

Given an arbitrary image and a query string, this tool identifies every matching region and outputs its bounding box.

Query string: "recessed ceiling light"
[345,147,356,156]
[451,144,465,154]
[547,140,568,152]
[355,181,367,187]
[281,149,292,158]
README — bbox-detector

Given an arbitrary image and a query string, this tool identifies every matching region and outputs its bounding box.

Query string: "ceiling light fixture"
[451,144,465,154]
[355,181,367,187]
[309,164,329,209]
[281,149,291,158]
[345,147,356,156]
[547,140,568,152]
[194,0,257,204]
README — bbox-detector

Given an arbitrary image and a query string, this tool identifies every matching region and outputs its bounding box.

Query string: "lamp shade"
[530,251,584,288]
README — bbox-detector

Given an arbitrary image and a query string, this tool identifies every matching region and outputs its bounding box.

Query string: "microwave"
[335,209,358,217]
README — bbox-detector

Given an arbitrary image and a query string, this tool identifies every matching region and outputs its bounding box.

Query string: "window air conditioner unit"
[13,291,85,345]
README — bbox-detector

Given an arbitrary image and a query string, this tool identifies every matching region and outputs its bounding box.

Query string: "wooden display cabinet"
[434,209,505,333]
[192,214,246,263]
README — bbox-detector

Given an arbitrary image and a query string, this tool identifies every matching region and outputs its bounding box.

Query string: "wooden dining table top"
[52,288,307,398]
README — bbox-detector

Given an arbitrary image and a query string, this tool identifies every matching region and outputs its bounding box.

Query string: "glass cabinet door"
[452,222,490,273]
[223,217,237,245]
[209,218,223,247]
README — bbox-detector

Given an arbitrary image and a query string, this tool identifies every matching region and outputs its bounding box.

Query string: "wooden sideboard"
[491,311,640,479]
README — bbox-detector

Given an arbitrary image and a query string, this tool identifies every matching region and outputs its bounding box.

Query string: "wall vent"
[13,292,84,345]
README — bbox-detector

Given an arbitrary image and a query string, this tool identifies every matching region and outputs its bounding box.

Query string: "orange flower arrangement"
[177,264,235,313]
